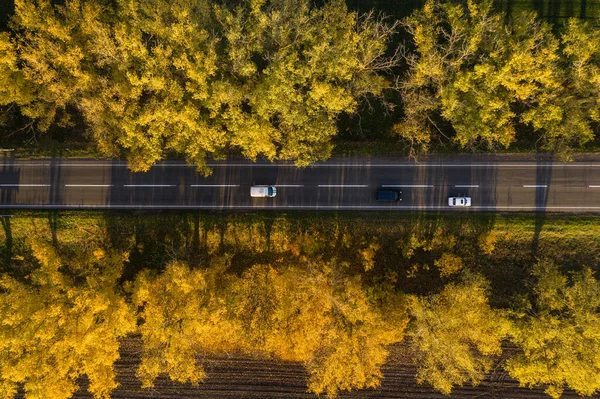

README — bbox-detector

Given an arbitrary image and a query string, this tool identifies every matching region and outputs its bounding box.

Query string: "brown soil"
[61,338,599,399]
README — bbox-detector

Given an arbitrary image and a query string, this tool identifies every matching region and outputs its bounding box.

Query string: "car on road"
[376,189,402,202]
[251,185,277,198]
[448,196,471,207]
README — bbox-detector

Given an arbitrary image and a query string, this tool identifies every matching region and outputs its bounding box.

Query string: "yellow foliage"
[408,274,510,395]
[93,248,105,260]
[358,240,380,272]
[399,0,596,154]
[0,242,135,399]
[132,262,244,388]
[230,263,407,397]
[507,261,600,398]
[5,0,394,171]
[433,253,463,277]
[478,231,497,255]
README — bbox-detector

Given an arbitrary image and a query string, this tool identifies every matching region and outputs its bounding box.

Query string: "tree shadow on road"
[531,154,553,257]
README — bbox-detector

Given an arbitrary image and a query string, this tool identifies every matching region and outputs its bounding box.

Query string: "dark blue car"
[376,189,402,202]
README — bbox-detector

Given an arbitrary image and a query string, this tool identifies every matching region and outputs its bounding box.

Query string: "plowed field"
[61,338,600,399]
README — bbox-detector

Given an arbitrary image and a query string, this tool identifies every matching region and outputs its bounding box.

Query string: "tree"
[131,261,244,388]
[230,263,407,397]
[396,0,511,155]
[0,240,135,399]
[4,0,397,173]
[550,18,600,158]
[396,0,592,158]
[506,261,600,399]
[0,31,39,133]
[408,274,510,395]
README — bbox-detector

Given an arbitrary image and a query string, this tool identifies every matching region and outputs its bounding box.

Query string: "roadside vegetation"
[1,1,600,398]
[1,0,599,166]
[0,0,398,173]
[396,0,600,160]
[1,211,600,399]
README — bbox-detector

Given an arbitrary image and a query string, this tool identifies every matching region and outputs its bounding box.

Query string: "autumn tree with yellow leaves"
[131,260,244,388]
[230,262,408,397]
[396,0,600,158]
[507,260,600,399]
[407,273,510,395]
[1,0,397,173]
[0,240,135,399]
[129,258,409,398]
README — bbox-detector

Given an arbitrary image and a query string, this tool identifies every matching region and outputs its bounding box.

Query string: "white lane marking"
[318,184,368,188]
[190,184,239,187]
[0,184,50,187]
[381,184,433,188]
[65,184,113,187]
[124,184,175,187]
[455,185,479,188]
[523,185,548,188]
[589,185,600,188]
[274,185,304,187]
[4,204,600,210]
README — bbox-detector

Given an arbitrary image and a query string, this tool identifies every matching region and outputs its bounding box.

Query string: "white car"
[448,196,471,207]
[250,185,277,198]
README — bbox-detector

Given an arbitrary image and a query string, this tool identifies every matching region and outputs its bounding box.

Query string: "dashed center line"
[589,185,600,188]
[318,184,368,188]
[65,184,113,187]
[275,184,304,187]
[124,184,175,187]
[190,184,240,187]
[455,185,479,188]
[381,184,434,188]
[523,185,548,188]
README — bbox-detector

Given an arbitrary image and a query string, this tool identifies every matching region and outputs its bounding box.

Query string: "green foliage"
[3,0,396,172]
[408,274,510,395]
[0,239,135,399]
[507,260,600,399]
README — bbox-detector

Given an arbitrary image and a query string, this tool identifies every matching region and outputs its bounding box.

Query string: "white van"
[250,185,277,198]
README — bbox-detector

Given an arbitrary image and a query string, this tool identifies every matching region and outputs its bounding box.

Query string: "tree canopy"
[230,262,407,397]
[3,213,600,398]
[0,240,135,399]
[395,0,600,158]
[507,261,600,399]
[408,273,510,395]
[131,260,243,388]
[1,0,396,173]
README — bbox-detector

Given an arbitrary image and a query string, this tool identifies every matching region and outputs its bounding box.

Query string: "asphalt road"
[1,156,600,211]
